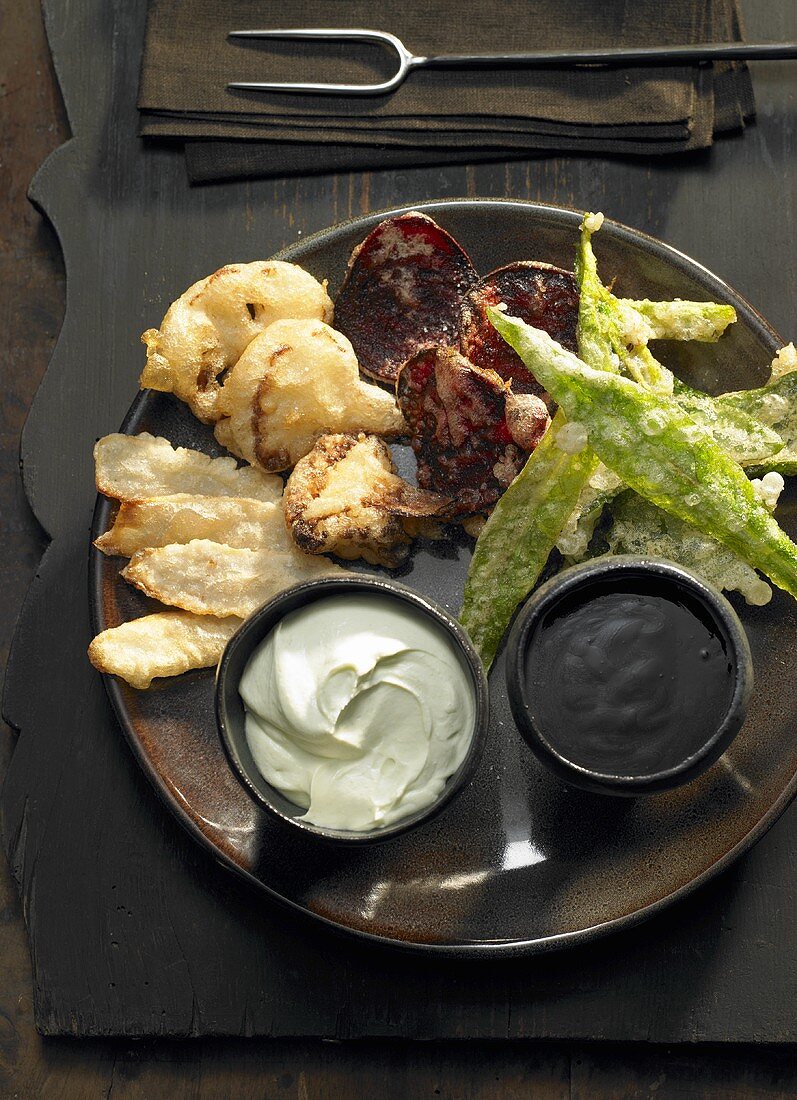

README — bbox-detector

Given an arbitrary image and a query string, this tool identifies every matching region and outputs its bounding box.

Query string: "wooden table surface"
[3,0,797,1095]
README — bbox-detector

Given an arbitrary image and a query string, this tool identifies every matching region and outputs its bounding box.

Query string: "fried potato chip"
[95,495,290,557]
[121,539,344,618]
[284,433,450,567]
[95,433,282,503]
[460,261,578,398]
[88,611,241,689]
[334,211,478,384]
[140,261,333,422]
[214,319,406,472]
[396,347,547,515]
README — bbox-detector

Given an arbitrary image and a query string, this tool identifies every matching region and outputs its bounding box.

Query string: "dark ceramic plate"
[90,200,797,956]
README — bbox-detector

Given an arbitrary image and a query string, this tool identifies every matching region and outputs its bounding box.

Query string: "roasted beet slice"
[334,212,478,385]
[396,347,549,516]
[460,262,579,401]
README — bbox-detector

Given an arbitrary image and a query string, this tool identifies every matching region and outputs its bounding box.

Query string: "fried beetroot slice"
[459,261,579,400]
[396,347,549,516]
[334,212,478,385]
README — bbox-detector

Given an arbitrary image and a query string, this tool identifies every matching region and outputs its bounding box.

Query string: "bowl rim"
[505,555,755,794]
[215,573,489,844]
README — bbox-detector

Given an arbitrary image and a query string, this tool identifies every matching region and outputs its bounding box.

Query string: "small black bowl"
[506,556,754,797]
[216,574,489,843]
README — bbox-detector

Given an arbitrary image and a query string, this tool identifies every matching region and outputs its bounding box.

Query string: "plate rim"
[89,197,796,957]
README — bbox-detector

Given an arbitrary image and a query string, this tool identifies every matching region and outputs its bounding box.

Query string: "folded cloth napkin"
[138,0,755,183]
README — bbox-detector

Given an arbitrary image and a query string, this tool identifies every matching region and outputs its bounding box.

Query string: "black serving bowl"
[506,556,754,797]
[216,574,489,844]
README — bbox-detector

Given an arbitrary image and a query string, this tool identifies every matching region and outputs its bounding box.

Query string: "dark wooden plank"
[571,1043,797,1099]
[3,0,797,1054]
[7,1034,797,1099]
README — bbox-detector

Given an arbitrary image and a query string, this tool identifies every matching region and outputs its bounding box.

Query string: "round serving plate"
[89,199,797,956]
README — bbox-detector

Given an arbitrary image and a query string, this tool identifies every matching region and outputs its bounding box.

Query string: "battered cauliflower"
[214,319,406,472]
[283,433,450,568]
[140,261,333,422]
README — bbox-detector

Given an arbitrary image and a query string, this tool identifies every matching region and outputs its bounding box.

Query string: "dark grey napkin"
[137,0,755,182]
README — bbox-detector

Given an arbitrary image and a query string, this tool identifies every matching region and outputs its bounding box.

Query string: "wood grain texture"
[3,0,797,1057]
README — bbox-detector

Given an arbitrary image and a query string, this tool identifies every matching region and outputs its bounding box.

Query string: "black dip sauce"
[525,578,735,777]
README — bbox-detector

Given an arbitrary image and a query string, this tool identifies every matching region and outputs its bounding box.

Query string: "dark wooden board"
[2,0,797,1039]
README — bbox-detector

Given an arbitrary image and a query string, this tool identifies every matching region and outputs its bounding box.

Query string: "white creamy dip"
[239,593,475,831]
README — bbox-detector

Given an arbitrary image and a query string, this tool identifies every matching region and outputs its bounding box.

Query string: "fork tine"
[228,29,401,44]
[228,29,344,40]
[226,28,415,95]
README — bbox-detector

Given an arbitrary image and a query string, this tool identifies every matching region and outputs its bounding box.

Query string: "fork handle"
[420,42,797,69]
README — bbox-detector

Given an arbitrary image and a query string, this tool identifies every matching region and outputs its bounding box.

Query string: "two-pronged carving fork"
[227,28,797,96]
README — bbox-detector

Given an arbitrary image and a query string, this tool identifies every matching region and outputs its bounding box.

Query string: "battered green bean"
[617,299,737,342]
[460,411,598,667]
[606,490,773,606]
[673,380,784,466]
[716,369,797,474]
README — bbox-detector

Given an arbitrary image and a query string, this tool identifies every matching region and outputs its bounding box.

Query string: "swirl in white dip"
[239,593,475,831]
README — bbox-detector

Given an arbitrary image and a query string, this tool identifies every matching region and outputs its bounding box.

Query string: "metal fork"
[227,28,797,96]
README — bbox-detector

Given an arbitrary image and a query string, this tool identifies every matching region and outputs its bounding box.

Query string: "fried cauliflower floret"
[214,320,406,472]
[283,433,450,568]
[140,261,333,423]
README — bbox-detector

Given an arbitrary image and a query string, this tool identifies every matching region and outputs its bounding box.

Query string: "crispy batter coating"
[214,319,406,472]
[121,538,344,618]
[95,495,289,557]
[88,612,242,690]
[95,433,282,502]
[140,261,333,422]
[284,433,450,568]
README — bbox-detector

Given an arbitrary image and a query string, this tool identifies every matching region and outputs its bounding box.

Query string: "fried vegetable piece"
[588,290,773,460]
[606,286,780,455]
[461,409,599,667]
[95,433,282,502]
[617,299,737,343]
[334,212,478,384]
[716,346,797,474]
[769,343,797,380]
[503,392,551,450]
[607,490,776,607]
[460,261,579,401]
[214,320,406,472]
[284,433,450,568]
[672,380,783,466]
[396,346,549,515]
[121,539,344,618]
[556,462,624,561]
[88,612,242,690]
[490,309,797,602]
[140,261,333,422]
[95,495,289,557]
